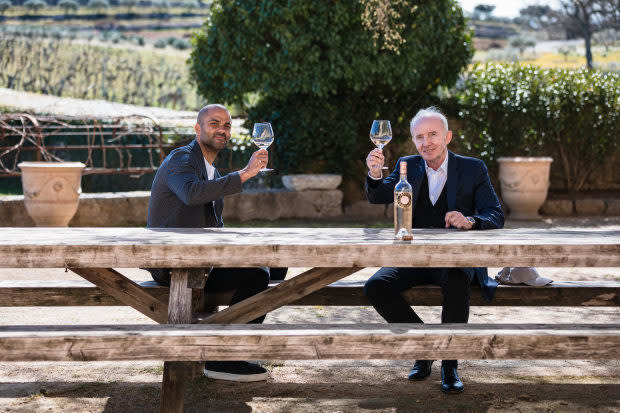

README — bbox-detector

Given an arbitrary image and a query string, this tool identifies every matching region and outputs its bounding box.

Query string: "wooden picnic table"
[0,226,618,413]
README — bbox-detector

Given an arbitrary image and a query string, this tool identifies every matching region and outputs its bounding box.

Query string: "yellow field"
[474,46,620,70]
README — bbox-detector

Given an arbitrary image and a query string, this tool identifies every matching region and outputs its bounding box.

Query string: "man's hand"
[239,149,268,183]
[366,148,384,179]
[445,211,475,230]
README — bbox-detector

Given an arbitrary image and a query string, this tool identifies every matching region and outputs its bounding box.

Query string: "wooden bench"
[1,323,619,362]
[2,279,619,307]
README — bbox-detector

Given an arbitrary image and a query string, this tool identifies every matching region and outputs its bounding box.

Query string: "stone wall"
[0,190,617,227]
[0,190,343,227]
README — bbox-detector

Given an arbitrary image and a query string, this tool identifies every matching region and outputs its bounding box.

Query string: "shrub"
[456,63,620,193]
[153,38,167,48]
[58,0,78,14]
[189,0,472,194]
[172,37,189,50]
[23,0,46,14]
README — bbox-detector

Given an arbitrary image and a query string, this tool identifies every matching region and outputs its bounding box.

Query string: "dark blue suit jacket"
[147,139,242,229]
[366,151,504,301]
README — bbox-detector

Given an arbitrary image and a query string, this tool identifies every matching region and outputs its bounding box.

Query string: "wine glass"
[369,120,392,170]
[251,122,274,172]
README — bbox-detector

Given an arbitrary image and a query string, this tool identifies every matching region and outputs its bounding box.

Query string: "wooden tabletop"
[0,227,618,268]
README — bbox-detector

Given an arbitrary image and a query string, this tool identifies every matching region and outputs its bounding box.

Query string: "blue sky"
[456,0,556,18]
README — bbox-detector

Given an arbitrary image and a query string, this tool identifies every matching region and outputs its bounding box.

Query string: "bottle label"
[396,193,411,208]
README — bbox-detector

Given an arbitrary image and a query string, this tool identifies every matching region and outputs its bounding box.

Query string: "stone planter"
[18,162,86,227]
[282,174,342,191]
[497,157,553,220]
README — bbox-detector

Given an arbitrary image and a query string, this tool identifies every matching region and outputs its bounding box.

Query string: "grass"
[3,6,209,18]
[473,45,620,70]
[0,35,200,110]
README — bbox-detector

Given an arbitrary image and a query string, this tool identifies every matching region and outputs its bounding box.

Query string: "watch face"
[467,217,476,225]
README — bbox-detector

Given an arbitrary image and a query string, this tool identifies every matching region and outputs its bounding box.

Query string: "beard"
[202,131,228,150]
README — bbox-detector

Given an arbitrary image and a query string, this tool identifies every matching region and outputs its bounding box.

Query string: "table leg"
[160,269,193,413]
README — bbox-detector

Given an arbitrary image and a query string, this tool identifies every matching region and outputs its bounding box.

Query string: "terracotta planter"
[497,157,553,220]
[18,162,85,227]
[282,174,342,191]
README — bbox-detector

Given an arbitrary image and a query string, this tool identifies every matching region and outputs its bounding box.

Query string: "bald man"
[147,104,286,382]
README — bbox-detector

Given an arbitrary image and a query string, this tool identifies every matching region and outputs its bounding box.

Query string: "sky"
[456,0,557,18]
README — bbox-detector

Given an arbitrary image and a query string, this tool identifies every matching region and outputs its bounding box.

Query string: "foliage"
[189,0,472,189]
[508,35,536,55]
[23,0,45,14]
[120,0,137,13]
[87,0,109,13]
[0,34,202,110]
[0,0,11,16]
[455,63,620,193]
[58,0,79,14]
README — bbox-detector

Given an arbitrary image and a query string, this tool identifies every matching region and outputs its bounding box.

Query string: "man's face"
[196,107,232,151]
[411,116,452,167]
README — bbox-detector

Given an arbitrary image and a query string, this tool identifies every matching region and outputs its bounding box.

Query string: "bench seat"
[1,323,618,361]
[1,280,618,307]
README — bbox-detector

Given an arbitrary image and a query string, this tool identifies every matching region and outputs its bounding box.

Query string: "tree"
[58,0,78,15]
[518,5,557,30]
[153,0,170,14]
[120,0,138,14]
[473,4,495,21]
[87,0,109,14]
[0,0,11,17]
[23,0,46,14]
[189,0,472,198]
[509,35,536,56]
[558,0,619,69]
[182,0,198,11]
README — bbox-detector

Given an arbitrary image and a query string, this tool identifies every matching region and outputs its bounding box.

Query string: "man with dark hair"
[147,104,286,382]
[364,106,504,393]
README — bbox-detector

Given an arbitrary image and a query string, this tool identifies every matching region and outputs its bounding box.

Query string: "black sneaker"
[204,361,268,382]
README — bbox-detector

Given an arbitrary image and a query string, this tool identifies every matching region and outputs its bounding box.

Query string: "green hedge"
[456,63,620,193]
[189,0,472,197]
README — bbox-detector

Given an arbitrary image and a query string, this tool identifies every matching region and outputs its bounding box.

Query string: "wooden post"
[160,269,193,413]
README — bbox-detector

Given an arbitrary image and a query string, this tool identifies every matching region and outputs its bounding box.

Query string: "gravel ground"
[0,217,619,413]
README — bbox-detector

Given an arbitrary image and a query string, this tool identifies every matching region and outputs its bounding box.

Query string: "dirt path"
[0,217,619,412]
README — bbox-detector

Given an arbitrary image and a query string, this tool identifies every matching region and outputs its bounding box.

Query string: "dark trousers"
[364,267,475,369]
[149,267,285,324]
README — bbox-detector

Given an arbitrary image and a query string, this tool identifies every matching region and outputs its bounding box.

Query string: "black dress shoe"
[441,365,464,393]
[408,360,433,380]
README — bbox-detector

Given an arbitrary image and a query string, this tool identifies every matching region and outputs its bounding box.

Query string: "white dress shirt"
[204,159,215,180]
[425,155,448,206]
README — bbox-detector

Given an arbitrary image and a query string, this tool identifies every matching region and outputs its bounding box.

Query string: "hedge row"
[455,63,620,194]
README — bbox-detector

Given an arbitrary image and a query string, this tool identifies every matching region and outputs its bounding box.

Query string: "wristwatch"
[466,216,476,228]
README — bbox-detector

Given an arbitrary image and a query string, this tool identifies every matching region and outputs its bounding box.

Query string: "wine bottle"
[394,161,413,240]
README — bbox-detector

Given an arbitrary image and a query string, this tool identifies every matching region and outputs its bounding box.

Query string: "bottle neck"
[399,172,407,181]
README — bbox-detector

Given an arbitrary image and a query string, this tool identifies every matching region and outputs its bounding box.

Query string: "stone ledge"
[0,190,343,227]
[0,192,618,227]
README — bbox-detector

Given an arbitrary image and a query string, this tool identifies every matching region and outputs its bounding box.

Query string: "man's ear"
[194,122,201,137]
[446,130,453,146]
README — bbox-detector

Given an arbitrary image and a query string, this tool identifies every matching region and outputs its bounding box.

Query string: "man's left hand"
[445,211,474,230]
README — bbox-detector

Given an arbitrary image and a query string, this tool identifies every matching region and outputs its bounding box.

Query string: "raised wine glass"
[251,122,274,172]
[370,120,392,170]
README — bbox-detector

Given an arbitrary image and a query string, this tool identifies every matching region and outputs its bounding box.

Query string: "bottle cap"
[400,161,407,174]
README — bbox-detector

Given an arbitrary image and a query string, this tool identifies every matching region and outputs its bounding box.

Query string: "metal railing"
[0,113,195,177]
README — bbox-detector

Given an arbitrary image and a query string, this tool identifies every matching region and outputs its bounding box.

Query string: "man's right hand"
[239,149,268,183]
[366,148,384,179]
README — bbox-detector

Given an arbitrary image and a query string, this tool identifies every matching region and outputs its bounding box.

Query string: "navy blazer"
[366,151,504,301]
[147,139,242,229]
